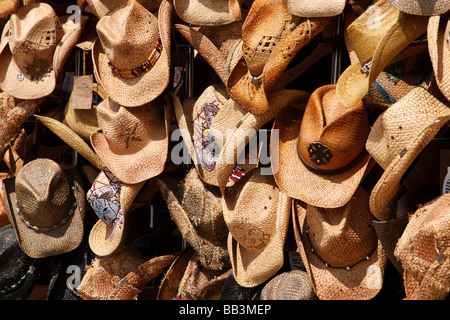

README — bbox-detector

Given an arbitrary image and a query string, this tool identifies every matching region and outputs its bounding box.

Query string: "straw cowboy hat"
[90,95,172,185]
[157,168,230,271]
[223,167,292,288]
[92,0,172,107]
[394,193,450,300]
[366,87,450,221]
[1,158,86,259]
[0,0,20,19]
[78,245,176,300]
[387,0,450,16]
[428,12,450,102]
[258,270,316,300]
[226,0,331,114]
[281,0,346,17]
[86,168,146,257]
[86,0,162,18]
[174,0,243,26]
[271,84,372,209]
[292,187,387,300]
[336,0,429,108]
[0,2,88,100]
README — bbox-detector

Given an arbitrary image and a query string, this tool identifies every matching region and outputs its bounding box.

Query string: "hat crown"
[15,159,73,230]
[8,3,63,76]
[298,85,369,172]
[305,187,378,268]
[96,0,160,71]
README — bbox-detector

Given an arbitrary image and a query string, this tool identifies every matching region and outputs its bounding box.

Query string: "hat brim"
[90,99,171,185]
[272,107,371,208]
[92,0,172,107]
[0,15,88,100]
[2,174,86,259]
[292,200,387,300]
[388,0,450,16]
[174,0,241,26]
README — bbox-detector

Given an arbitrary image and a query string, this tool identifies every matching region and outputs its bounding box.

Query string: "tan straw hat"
[92,0,172,107]
[226,0,331,114]
[174,0,243,26]
[87,168,146,256]
[336,0,429,108]
[1,158,86,259]
[366,87,450,221]
[428,12,450,102]
[281,0,346,17]
[86,0,162,18]
[271,85,371,209]
[292,187,387,300]
[258,270,316,300]
[223,167,292,288]
[0,2,88,100]
[394,193,450,300]
[90,95,172,185]
[388,0,450,16]
[0,0,20,19]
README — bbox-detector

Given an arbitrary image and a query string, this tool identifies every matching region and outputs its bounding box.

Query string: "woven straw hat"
[223,167,292,288]
[336,0,429,108]
[226,0,331,114]
[0,172,13,229]
[78,245,175,300]
[174,0,243,26]
[0,0,20,19]
[428,13,450,102]
[92,0,172,107]
[394,193,450,300]
[1,158,86,259]
[157,168,230,271]
[90,95,171,185]
[366,87,450,221]
[272,85,371,209]
[388,0,450,16]
[281,0,346,17]
[258,270,316,300]
[86,0,162,18]
[292,187,387,300]
[87,168,146,257]
[0,2,88,100]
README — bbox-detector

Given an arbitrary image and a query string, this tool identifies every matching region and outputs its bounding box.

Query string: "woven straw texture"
[388,0,450,15]
[86,0,161,18]
[2,158,86,259]
[259,270,316,300]
[91,96,171,185]
[272,85,371,209]
[336,0,429,108]
[224,167,292,288]
[92,0,172,107]
[394,194,450,300]
[174,0,243,26]
[0,2,88,99]
[292,187,387,300]
[366,87,450,221]
[0,0,20,19]
[281,0,346,17]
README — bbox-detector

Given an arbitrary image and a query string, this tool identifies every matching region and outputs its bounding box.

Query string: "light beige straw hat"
[157,168,230,271]
[1,158,86,259]
[258,269,316,300]
[271,84,371,209]
[387,0,450,16]
[394,193,450,300]
[0,0,20,19]
[0,2,88,100]
[292,187,387,300]
[86,168,146,256]
[86,0,162,18]
[366,87,450,221]
[223,167,292,288]
[428,12,450,102]
[90,95,172,185]
[92,0,172,107]
[226,0,331,114]
[174,0,243,26]
[336,0,429,108]
[281,0,346,17]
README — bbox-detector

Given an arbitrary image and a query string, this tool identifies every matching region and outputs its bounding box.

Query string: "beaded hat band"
[108,34,162,79]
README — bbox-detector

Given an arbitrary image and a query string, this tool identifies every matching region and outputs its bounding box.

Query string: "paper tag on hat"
[288,251,305,270]
[71,75,93,110]
[440,149,450,195]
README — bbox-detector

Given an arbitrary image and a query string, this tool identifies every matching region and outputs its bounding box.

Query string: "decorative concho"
[307,142,333,165]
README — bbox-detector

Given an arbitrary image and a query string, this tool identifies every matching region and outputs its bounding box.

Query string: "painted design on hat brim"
[292,200,387,300]
[272,107,371,208]
[92,0,172,107]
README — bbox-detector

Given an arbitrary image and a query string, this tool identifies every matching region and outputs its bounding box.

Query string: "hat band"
[296,136,366,175]
[107,34,162,79]
[14,187,78,232]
